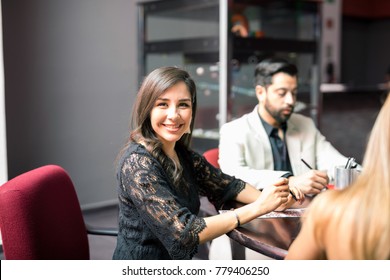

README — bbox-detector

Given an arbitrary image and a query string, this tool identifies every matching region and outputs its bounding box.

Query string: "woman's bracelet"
[232,210,241,228]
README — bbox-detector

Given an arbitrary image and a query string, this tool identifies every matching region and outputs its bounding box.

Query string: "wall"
[343,0,390,19]
[341,17,390,86]
[2,0,139,208]
[321,0,341,83]
[343,18,390,86]
[0,1,7,185]
[341,0,390,86]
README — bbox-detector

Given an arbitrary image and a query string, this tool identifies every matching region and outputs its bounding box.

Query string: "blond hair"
[310,94,390,259]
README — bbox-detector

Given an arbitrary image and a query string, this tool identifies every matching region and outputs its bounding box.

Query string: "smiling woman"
[112,66,301,260]
[150,82,193,158]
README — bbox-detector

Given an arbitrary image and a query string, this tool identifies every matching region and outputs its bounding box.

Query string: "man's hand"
[288,170,329,195]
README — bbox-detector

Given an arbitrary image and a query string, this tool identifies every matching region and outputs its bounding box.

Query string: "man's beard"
[264,100,294,124]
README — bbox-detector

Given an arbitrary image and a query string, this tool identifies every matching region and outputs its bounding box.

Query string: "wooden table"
[222,200,307,260]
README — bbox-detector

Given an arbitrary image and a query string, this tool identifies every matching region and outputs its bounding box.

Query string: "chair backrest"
[0,165,90,259]
[203,148,220,168]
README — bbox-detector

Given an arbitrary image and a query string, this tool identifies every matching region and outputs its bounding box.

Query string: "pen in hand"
[289,189,297,201]
[301,158,313,170]
[301,158,330,191]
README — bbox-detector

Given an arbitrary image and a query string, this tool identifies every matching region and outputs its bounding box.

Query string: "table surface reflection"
[222,201,306,260]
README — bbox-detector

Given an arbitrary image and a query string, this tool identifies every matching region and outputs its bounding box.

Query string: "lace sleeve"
[191,151,246,210]
[118,150,206,260]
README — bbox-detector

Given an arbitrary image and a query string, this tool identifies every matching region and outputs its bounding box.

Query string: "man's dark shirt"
[259,116,293,177]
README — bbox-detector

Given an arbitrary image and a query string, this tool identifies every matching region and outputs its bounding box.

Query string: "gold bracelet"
[232,211,241,228]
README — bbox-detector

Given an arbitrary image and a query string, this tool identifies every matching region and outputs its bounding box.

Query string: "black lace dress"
[112,142,245,260]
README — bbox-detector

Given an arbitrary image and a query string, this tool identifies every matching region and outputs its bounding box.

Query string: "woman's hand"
[255,178,290,215]
[289,185,305,204]
[275,185,305,211]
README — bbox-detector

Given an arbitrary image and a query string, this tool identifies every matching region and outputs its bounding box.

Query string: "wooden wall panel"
[343,0,390,18]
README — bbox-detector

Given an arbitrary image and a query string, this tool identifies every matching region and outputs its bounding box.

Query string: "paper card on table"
[219,208,306,219]
[256,208,306,218]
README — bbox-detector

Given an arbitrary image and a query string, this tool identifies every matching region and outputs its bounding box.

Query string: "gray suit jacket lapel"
[286,116,302,175]
[248,107,274,169]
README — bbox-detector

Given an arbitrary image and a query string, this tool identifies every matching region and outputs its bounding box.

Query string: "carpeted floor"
[83,205,119,260]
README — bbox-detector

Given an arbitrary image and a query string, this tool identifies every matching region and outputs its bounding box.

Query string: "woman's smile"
[162,123,184,132]
[150,82,192,147]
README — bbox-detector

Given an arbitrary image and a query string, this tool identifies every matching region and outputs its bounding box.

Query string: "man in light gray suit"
[209,58,352,260]
[219,58,349,196]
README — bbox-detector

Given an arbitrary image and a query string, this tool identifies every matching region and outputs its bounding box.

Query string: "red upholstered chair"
[202,148,246,259]
[202,148,220,168]
[0,165,117,260]
[192,148,221,259]
[201,148,220,213]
